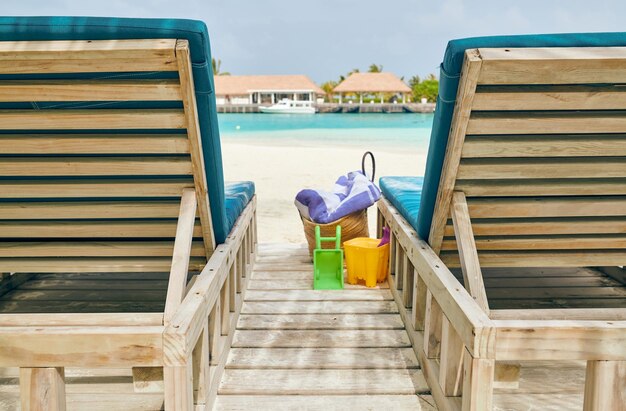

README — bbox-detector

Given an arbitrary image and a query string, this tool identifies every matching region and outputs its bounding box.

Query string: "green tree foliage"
[212,58,230,76]
[321,80,338,102]
[368,63,383,73]
[411,74,438,103]
[408,75,420,88]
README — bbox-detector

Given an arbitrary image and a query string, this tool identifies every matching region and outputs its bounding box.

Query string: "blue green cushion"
[417,32,626,241]
[379,177,423,231]
[224,181,255,235]
[0,16,237,243]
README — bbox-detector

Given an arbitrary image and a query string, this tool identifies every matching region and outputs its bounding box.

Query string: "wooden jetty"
[0,243,607,410]
[216,102,436,114]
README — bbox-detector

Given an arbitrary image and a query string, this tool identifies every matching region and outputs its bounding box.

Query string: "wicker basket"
[300,209,369,257]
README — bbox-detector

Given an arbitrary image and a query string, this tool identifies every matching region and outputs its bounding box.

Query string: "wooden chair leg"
[412,273,427,331]
[164,361,194,411]
[424,291,442,359]
[20,367,66,411]
[439,317,465,397]
[462,350,494,411]
[583,360,626,411]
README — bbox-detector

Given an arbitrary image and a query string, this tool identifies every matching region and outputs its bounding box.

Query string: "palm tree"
[339,68,360,82]
[408,75,421,88]
[368,63,383,73]
[320,80,338,103]
[212,58,230,76]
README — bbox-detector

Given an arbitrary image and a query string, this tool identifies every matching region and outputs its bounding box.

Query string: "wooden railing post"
[244,231,250,270]
[389,232,396,276]
[462,349,494,411]
[412,272,427,330]
[424,291,443,359]
[394,241,404,291]
[229,258,237,310]
[164,360,194,411]
[220,278,230,335]
[439,317,465,396]
[237,248,244,293]
[402,255,414,308]
[209,294,222,365]
[252,208,258,254]
[192,324,210,406]
[583,360,626,411]
[20,367,66,411]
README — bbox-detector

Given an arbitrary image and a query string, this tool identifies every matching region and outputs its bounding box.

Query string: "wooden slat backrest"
[0,39,214,274]
[431,47,626,267]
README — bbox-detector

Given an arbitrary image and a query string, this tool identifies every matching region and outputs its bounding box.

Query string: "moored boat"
[259,98,316,114]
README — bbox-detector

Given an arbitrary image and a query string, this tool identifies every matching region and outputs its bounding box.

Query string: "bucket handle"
[361,151,376,182]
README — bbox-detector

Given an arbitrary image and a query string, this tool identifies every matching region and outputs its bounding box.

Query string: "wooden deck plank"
[241,301,399,314]
[214,395,436,410]
[247,279,389,290]
[226,347,419,369]
[0,300,165,313]
[250,271,311,280]
[493,393,583,410]
[0,393,164,411]
[232,329,411,348]
[244,289,393,301]
[218,369,429,395]
[236,313,404,329]
[251,262,312,271]
[216,244,426,408]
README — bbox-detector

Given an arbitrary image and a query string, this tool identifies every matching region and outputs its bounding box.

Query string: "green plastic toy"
[313,225,344,290]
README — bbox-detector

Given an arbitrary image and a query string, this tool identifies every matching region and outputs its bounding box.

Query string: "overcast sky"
[4,0,625,83]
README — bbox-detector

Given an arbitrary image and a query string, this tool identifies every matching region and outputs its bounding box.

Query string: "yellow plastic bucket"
[344,237,390,287]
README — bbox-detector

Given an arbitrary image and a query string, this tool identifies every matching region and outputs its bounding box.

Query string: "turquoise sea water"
[217,113,434,149]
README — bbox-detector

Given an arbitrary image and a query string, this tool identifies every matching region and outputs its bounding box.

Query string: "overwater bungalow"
[214,74,324,106]
[333,72,412,104]
[0,16,624,411]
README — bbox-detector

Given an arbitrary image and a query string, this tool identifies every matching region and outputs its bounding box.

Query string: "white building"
[214,75,324,105]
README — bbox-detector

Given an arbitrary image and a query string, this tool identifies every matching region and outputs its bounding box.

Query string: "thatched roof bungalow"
[214,75,324,105]
[333,72,411,103]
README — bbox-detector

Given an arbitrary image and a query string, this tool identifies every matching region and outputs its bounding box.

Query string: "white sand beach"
[222,140,427,243]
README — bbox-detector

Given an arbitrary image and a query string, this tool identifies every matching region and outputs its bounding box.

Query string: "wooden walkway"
[0,243,602,409]
[214,244,436,410]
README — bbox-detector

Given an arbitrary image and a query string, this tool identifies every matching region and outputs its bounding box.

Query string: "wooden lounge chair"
[377,33,626,410]
[0,17,256,410]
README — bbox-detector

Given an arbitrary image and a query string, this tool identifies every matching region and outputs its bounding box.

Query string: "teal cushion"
[379,177,423,232]
[418,32,626,242]
[0,16,236,243]
[224,182,255,235]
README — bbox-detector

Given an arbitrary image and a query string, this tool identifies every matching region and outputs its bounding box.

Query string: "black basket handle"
[361,151,376,183]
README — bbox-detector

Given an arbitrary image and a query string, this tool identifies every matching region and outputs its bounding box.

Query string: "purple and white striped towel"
[295,171,381,224]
